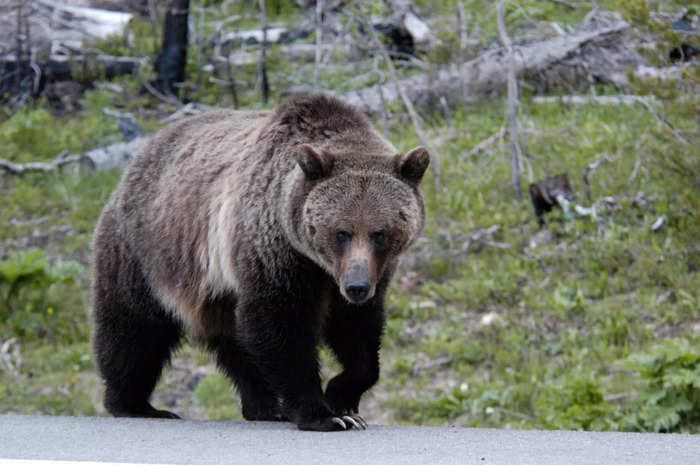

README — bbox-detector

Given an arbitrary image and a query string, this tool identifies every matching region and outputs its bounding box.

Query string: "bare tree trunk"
[24,1,34,94]
[14,0,25,95]
[497,0,522,200]
[153,0,190,96]
[225,54,239,109]
[313,0,324,91]
[457,2,468,52]
[258,0,269,104]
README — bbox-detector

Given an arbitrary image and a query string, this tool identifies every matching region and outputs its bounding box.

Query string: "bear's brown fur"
[92,95,429,431]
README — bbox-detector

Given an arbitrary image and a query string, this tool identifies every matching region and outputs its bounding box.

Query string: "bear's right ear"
[294,144,333,181]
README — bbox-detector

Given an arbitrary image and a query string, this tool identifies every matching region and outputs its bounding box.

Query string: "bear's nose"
[345,281,370,302]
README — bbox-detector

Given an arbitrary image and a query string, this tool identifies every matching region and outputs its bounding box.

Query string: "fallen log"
[0,136,149,175]
[0,151,80,175]
[0,54,144,96]
[79,136,149,171]
[341,12,634,114]
[35,0,133,40]
[532,95,655,106]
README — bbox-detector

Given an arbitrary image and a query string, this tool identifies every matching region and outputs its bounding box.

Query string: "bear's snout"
[342,261,375,304]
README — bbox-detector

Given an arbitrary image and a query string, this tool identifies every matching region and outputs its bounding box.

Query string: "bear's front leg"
[324,295,384,425]
[236,293,363,431]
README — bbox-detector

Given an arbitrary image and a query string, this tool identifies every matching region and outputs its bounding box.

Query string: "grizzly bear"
[91,95,430,431]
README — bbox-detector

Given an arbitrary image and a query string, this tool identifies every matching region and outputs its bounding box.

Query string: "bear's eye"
[335,230,352,247]
[371,230,389,249]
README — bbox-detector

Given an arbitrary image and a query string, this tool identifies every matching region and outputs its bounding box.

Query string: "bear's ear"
[294,144,333,181]
[396,146,430,185]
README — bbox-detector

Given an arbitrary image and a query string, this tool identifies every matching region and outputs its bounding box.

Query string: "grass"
[377,93,700,431]
[1,0,699,433]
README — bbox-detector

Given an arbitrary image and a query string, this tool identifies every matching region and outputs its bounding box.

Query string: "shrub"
[625,338,700,433]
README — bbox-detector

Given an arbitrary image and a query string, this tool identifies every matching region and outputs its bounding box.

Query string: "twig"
[440,96,457,140]
[583,155,614,201]
[0,151,80,175]
[605,392,635,402]
[633,97,689,145]
[454,225,503,255]
[463,127,506,158]
[490,407,536,422]
[159,102,211,123]
[497,0,523,200]
[412,356,452,376]
[138,69,181,106]
[627,154,642,189]
[376,84,389,139]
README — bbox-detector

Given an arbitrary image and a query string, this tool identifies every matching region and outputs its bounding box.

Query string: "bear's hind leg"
[92,209,183,419]
[95,311,183,419]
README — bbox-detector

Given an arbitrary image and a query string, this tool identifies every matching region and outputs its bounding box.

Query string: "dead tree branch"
[354,8,441,190]
[0,151,79,174]
[583,155,614,201]
[497,0,522,200]
[463,127,506,159]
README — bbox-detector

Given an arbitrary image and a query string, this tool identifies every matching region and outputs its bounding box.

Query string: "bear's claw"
[297,414,367,431]
[332,417,347,430]
[333,414,366,430]
[341,415,361,429]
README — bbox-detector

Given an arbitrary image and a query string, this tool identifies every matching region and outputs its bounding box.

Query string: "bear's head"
[290,143,430,305]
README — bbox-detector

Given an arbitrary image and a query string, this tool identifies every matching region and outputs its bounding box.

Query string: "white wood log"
[35,0,133,39]
[79,136,149,171]
[341,16,631,115]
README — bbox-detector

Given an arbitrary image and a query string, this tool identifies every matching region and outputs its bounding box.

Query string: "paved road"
[1,414,699,465]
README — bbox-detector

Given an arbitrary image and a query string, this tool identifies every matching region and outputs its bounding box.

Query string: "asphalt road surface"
[1,414,699,465]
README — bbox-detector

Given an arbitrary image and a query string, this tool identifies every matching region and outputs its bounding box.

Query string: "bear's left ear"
[294,144,333,181]
[396,146,430,185]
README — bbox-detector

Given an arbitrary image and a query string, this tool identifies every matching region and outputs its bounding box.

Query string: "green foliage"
[625,338,700,433]
[380,78,699,431]
[535,370,622,430]
[0,90,121,162]
[193,373,241,420]
[618,0,651,25]
[0,249,85,341]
